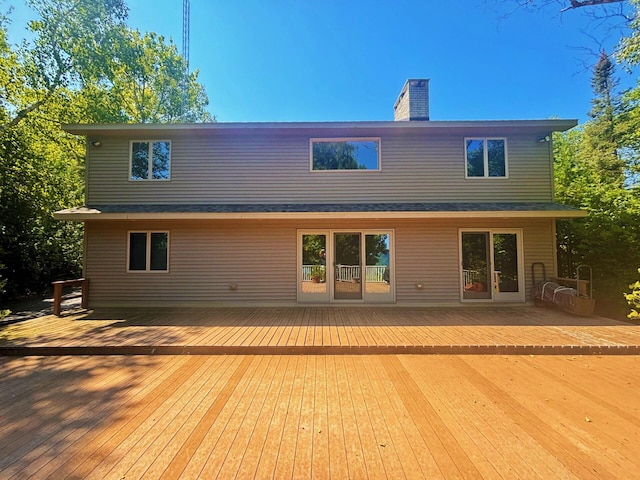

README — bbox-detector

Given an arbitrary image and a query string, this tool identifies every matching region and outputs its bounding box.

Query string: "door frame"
[297,229,395,304]
[458,228,525,303]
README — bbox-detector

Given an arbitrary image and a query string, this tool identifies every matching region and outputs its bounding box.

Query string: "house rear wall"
[86,129,555,205]
[84,218,556,307]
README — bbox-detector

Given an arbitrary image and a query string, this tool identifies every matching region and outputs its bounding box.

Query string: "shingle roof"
[79,202,581,214]
[55,202,586,221]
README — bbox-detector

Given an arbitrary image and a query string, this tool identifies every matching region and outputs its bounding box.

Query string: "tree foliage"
[554,47,640,318]
[618,0,640,65]
[626,268,640,318]
[0,0,213,302]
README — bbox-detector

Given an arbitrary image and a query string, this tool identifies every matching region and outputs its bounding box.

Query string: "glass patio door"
[461,232,492,300]
[298,230,394,303]
[492,232,524,302]
[298,232,329,303]
[364,233,393,302]
[334,233,362,300]
[460,229,524,302]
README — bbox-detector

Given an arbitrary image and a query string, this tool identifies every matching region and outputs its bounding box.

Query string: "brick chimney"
[393,79,430,121]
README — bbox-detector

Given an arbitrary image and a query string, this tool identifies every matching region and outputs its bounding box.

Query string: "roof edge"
[62,119,578,135]
[54,203,587,222]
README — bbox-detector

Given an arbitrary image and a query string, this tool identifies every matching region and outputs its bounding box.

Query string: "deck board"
[2,306,640,355]
[1,355,639,479]
[1,306,640,478]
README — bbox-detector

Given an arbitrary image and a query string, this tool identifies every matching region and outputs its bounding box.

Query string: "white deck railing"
[301,265,326,281]
[365,266,388,283]
[302,265,388,283]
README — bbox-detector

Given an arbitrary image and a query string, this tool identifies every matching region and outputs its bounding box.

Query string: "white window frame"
[309,137,382,172]
[464,137,508,179]
[458,228,525,303]
[296,229,395,304]
[129,140,172,181]
[126,230,170,273]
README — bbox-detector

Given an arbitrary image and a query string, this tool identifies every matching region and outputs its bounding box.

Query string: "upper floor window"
[311,138,380,171]
[127,231,169,272]
[465,138,507,178]
[130,140,171,180]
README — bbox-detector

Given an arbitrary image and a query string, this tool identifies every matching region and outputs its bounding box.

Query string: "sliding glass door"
[298,230,394,303]
[334,233,362,300]
[460,229,524,302]
[299,233,329,303]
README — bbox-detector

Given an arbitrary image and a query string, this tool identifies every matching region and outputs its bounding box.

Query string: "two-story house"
[55,79,584,307]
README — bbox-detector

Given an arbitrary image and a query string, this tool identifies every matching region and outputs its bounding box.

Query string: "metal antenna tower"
[181,0,190,117]
[182,0,190,73]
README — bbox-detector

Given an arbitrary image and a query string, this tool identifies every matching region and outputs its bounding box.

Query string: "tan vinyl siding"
[85,218,556,307]
[86,220,298,306]
[86,130,554,205]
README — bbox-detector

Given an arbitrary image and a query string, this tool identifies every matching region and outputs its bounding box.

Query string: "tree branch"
[0,63,66,132]
[562,0,626,13]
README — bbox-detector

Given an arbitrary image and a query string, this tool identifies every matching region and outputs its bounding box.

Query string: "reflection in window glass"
[130,141,171,180]
[334,233,362,300]
[487,139,506,177]
[465,139,484,177]
[301,234,326,294]
[493,233,519,292]
[152,141,171,179]
[150,233,169,270]
[131,142,150,180]
[461,232,492,299]
[465,138,506,178]
[312,139,379,170]
[365,234,390,294]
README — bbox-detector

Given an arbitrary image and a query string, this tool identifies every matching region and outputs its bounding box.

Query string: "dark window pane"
[462,232,491,299]
[466,139,484,177]
[131,142,149,180]
[150,232,168,271]
[487,139,506,177]
[493,233,519,292]
[129,233,147,270]
[152,141,170,179]
[312,140,379,170]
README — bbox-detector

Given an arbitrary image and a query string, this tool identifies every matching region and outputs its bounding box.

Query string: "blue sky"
[6,0,638,123]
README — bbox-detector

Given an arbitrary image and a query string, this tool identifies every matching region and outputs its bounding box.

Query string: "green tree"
[626,268,640,319]
[113,30,211,122]
[554,133,640,318]
[553,42,640,317]
[617,0,640,66]
[85,29,212,123]
[0,113,84,298]
[0,0,214,301]
[581,51,627,186]
[1,0,128,131]
[0,260,9,319]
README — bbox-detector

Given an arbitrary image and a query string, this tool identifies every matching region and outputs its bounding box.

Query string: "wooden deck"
[1,353,638,479]
[1,307,639,478]
[1,306,639,355]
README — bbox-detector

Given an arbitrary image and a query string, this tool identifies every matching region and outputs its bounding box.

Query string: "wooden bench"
[52,278,89,316]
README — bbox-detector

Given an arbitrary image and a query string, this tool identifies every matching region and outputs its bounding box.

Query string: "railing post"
[81,278,89,309]
[53,282,63,316]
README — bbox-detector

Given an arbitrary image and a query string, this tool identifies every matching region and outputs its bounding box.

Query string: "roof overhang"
[62,119,578,136]
[54,203,588,222]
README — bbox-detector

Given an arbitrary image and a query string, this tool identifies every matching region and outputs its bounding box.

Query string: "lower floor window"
[128,231,169,272]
